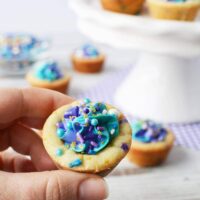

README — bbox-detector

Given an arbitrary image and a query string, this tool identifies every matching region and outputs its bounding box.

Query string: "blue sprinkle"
[55,148,63,156]
[67,121,73,129]
[84,98,91,104]
[57,128,65,138]
[69,158,82,168]
[91,119,98,126]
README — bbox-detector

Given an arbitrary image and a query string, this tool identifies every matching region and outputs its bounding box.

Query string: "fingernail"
[79,178,109,200]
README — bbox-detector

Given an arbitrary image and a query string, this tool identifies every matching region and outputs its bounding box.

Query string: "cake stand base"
[114,52,200,123]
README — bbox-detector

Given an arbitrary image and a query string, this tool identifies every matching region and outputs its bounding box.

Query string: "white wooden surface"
[107,147,200,200]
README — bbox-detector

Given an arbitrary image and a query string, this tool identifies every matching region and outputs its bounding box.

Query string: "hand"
[0,88,108,200]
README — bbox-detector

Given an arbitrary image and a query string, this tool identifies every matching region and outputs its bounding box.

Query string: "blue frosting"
[56,99,119,155]
[132,120,168,143]
[34,60,63,82]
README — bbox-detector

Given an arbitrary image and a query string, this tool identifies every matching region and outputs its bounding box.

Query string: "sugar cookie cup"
[26,74,70,94]
[71,44,105,73]
[147,0,200,21]
[72,55,105,73]
[26,60,71,94]
[43,99,132,175]
[127,120,175,167]
[101,0,145,15]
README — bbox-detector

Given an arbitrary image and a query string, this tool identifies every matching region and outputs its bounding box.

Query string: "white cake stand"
[69,0,200,123]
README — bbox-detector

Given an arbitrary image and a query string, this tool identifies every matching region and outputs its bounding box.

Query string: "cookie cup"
[71,55,105,73]
[128,131,174,167]
[101,0,144,14]
[26,73,70,94]
[147,0,200,21]
[43,101,132,176]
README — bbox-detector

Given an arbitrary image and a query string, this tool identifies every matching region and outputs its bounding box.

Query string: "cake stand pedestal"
[69,0,200,123]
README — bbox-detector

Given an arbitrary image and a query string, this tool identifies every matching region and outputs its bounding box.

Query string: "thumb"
[0,170,108,200]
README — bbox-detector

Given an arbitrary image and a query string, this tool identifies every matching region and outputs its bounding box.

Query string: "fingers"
[19,117,46,129]
[0,170,108,200]
[0,123,56,171]
[0,88,74,126]
[0,150,36,172]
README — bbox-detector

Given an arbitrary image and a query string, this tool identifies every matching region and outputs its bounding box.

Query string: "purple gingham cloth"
[75,66,200,151]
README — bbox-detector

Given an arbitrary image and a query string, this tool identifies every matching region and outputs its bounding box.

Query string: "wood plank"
[106,147,200,200]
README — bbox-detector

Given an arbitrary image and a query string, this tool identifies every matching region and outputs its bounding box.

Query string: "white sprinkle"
[108,109,120,117]
[102,109,107,114]
[110,129,115,135]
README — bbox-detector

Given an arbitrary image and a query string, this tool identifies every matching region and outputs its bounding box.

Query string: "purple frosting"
[132,120,168,143]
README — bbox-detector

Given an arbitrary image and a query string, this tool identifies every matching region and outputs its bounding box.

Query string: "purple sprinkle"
[89,126,93,132]
[64,106,80,118]
[77,132,84,143]
[121,143,129,152]
[64,112,73,118]
[97,126,104,131]
[158,134,166,141]
[145,129,154,138]
[56,122,65,129]
[98,135,102,139]
[90,141,98,147]
[85,118,89,124]
[83,108,90,114]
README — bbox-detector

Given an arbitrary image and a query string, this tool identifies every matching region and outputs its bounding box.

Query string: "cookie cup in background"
[71,44,105,73]
[128,131,174,167]
[101,0,145,15]
[147,0,200,21]
[72,54,105,73]
[26,74,70,93]
[26,60,71,94]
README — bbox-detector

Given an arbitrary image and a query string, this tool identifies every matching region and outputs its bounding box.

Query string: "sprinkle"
[56,122,64,129]
[65,143,70,149]
[83,113,88,119]
[89,126,93,132]
[85,118,89,124]
[108,109,120,117]
[97,131,102,135]
[90,105,96,113]
[97,126,104,131]
[91,119,98,126]
[83,108,89,114]
[84,98,91,104]
[121,143,129,152]
[77,132,84,143]
[57,128,65,138]
[110,129,115,135]
[102,109,107,114]
[98,135,102,139]
[71,142,76,148]
[67,121,73,129]
[88,149,95,154]
[55,148,63,156]
[90,141,98,147]
[69,158,82,168]
[79,144,85,150]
